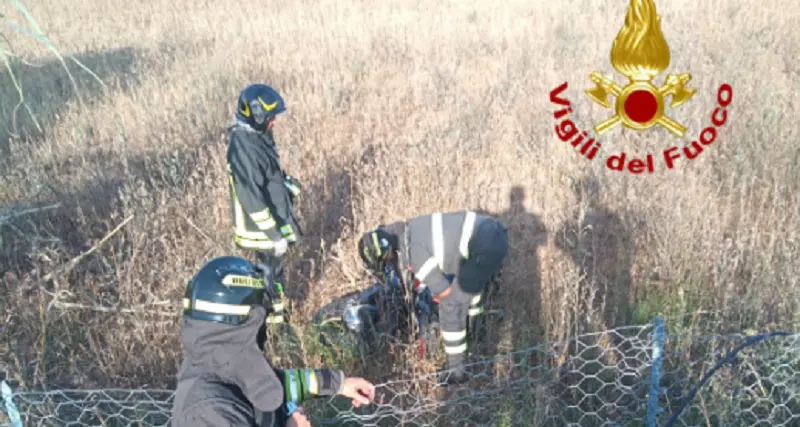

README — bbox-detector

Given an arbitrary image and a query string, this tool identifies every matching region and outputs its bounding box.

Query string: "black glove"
[284,175,302,203]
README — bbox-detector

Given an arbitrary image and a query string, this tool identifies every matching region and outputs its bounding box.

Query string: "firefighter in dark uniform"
[172,256,375,427]
[226,83,303,325]
[357,210,509,385]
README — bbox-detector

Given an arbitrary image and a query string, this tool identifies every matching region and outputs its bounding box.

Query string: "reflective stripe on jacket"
[406,211,486,296]
[404,211,493,366]
[226,124,300,250]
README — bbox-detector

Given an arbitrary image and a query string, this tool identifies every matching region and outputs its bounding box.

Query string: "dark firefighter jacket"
[226,123,301,251]
[381,210,508,369]
[171,305,344,427]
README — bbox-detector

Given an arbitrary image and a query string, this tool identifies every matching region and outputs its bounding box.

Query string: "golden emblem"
[585,0,696,137]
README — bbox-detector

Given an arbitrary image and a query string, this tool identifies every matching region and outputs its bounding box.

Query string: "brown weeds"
[1,0,798,390]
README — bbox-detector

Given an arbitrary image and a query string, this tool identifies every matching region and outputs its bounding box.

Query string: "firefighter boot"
[266,280,287,324]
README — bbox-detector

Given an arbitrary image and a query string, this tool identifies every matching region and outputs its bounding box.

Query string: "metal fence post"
[1,380,23,427]
[646,316,665,427]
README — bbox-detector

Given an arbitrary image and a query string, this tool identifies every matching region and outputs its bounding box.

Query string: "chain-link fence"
[3,320,799,427]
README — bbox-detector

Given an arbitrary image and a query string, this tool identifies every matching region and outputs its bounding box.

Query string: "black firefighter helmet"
[358,228,398,274]
[183,256,274,326]
[234,83,286,132]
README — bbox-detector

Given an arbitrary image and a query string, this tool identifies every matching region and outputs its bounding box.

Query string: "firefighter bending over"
[358,210,509,384]
[172,256,375,427]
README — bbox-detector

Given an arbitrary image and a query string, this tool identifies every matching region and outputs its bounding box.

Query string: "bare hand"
[339,377,375,407]
[286,410,312,427]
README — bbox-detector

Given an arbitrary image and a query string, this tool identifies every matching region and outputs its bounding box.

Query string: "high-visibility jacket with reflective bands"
[226,124,300,251]
[403,210,497,368]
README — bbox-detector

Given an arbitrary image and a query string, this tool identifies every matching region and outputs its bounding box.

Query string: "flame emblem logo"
[585,0,696,137]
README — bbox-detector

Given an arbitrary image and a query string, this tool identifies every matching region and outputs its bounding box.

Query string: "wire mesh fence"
[2,320,798,427]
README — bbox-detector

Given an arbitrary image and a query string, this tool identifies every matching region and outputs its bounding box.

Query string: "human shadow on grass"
[0,46,158,154]
[552,176,636,399]
[284,165,355,304]
[0,142,226,390]
[450,187,548,391]
[554,176,634,333]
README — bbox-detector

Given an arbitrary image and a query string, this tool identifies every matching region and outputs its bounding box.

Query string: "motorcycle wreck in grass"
[311,267,504,363]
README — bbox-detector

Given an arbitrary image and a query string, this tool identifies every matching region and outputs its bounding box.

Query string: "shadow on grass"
[549,175,639,405]
[0,46,160,153]
[466,186,548,381]
[263,163,360,369]
[1,49,237,388]
[0,140,226,389]
[285,164,355,303]
[554,176,635,333]
[1,131,368,389]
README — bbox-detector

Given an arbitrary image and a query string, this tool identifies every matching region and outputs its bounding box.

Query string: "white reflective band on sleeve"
[431,212,444,267]
[444,343,468,354]
[234,228,273,240]
[416,257,439,281]
[468,307,484,316]
[254,218,277,230]
[266,315,284,324]
[234,235,276,250]
[250,210,272,221]
[306,370,319,395]
[442,330,467,341]
[194,299,251,315]
[459,211,477,258]
[287,371,299,403]
[470,294,482,306]
[233,199,246,234]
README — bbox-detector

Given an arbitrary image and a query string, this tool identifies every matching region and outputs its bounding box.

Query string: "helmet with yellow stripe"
[183,256,274,326]
[357,228,397,275]
[235,83,286,132]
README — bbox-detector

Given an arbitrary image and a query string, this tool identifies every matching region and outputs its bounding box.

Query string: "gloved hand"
[284,175,302,201]
[273,238,289,256]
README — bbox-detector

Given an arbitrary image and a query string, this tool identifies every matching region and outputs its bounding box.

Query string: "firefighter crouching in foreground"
[358,210,509,385]
[172,256,375,427]
[226,83,303,325]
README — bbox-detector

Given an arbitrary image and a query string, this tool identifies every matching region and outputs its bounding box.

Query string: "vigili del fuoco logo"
[549,0,733,174]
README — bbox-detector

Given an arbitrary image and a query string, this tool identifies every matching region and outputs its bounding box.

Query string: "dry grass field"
[1,0,798,398]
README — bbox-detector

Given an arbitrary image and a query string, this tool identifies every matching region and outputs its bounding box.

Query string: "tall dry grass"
[1,0,798,391]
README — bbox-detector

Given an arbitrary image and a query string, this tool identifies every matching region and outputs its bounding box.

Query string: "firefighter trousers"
[254,250,287,324]
[441,273,501,370]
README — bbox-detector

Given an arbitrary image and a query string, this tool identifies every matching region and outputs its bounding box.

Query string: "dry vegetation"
[1,0,798,395]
